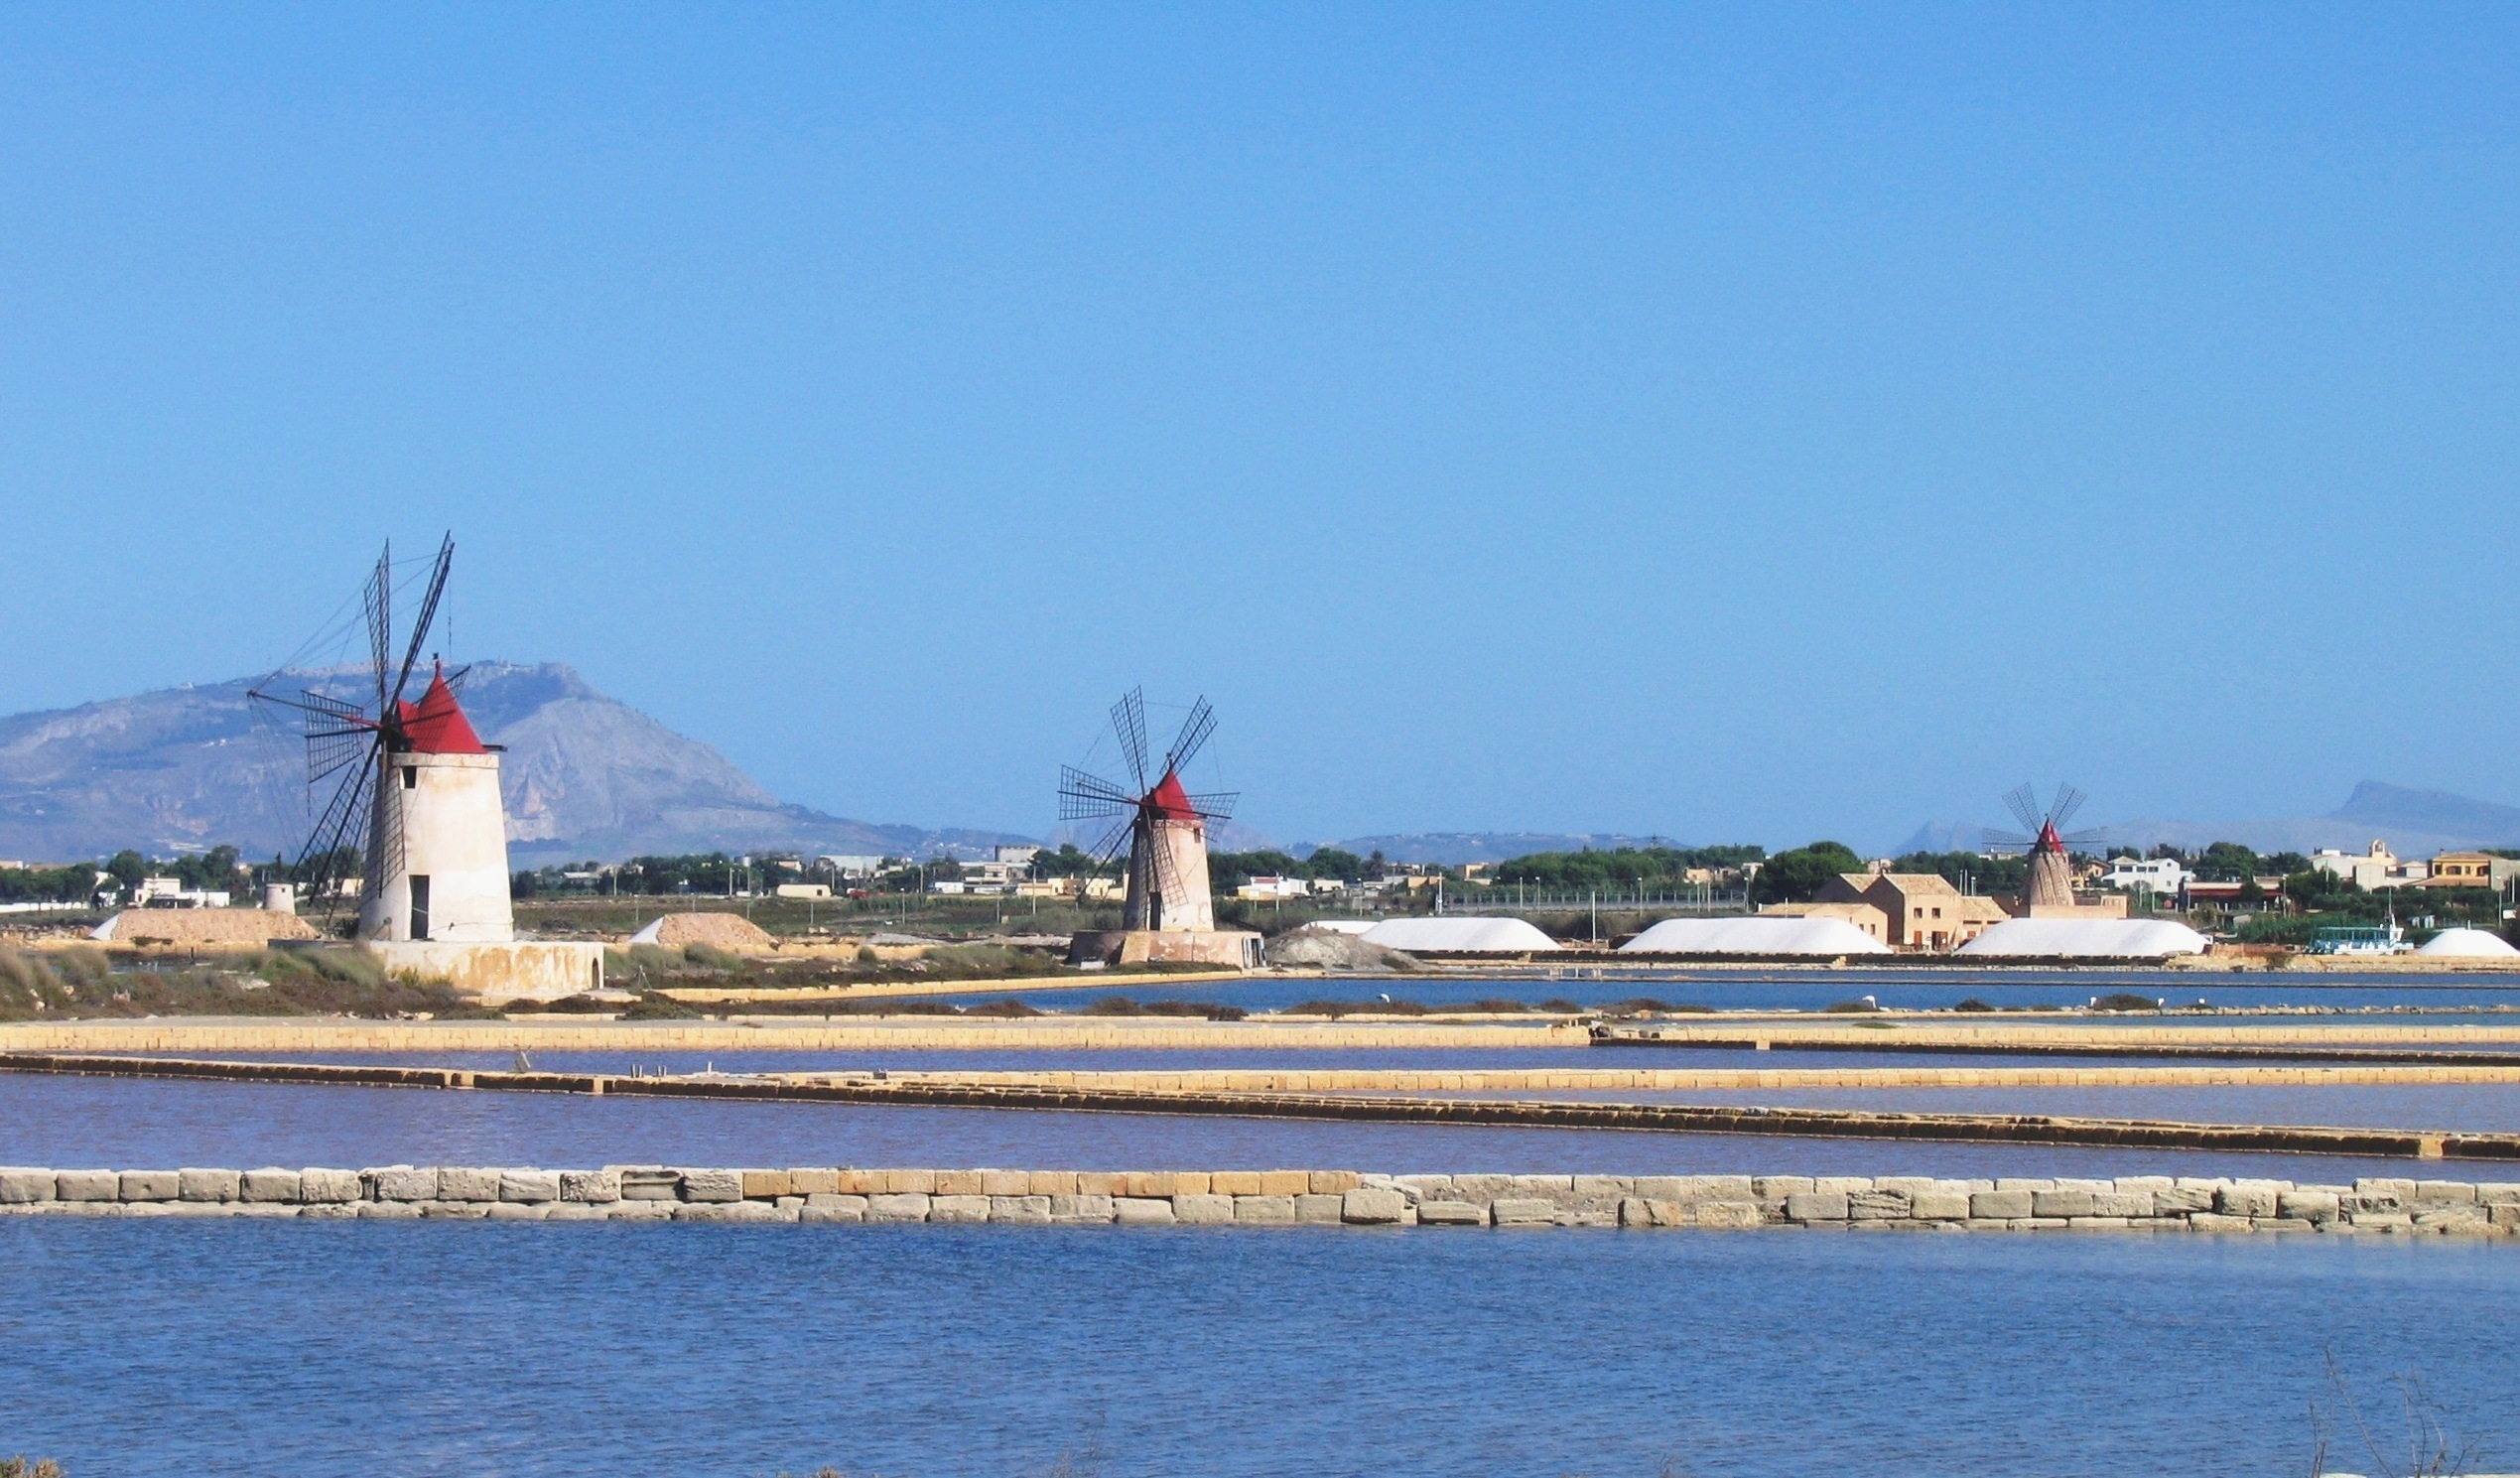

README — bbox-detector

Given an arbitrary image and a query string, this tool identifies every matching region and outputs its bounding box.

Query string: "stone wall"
[1,1164,2513,1235]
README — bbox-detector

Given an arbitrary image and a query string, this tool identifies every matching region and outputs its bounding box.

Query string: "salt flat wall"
[2,1162,2514,1236]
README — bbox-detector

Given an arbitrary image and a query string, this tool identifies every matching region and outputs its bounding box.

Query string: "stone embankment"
[1,1164,2514,1235]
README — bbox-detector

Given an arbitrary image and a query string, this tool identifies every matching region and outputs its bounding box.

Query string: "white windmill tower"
[250,537,601,1000]
[1984,783,2108,913]
[1058,688,1261,967]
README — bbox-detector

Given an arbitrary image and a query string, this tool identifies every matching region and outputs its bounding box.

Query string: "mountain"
[1896,781,2520,863]
[0,662,1031,865]
[1306,832,1686,866]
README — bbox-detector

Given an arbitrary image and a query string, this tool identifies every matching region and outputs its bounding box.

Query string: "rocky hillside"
[0,662,1028,865]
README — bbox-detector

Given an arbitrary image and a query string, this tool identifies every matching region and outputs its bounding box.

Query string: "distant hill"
[1895,781,2520,862]
[0,662,1031,865]
[1304,832,1687,866]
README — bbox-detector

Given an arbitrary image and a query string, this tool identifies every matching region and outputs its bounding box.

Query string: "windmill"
[1983,783,2107,911]
[249,535,512,944]
[1058,688,1240,932]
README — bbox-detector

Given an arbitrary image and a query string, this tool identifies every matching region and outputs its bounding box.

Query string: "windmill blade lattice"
[1059,766,1136,821]
[2002,784,2043,835]
[2049,784,2087,832]
[1161,698,1216,779]
[1110,688,1149,790]
[1186,791,1239,822]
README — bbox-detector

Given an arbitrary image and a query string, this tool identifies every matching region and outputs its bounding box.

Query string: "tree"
[2193,842,2261,882]
[1752,841,1863,905]
[104,851,146,890]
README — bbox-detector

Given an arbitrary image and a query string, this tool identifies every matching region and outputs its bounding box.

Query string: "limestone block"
[2416,1180,2476,1204]
[2215,1185,2279,1219]
[1309,1170,1362,1194]
[437,1167,500,1202]
[1871,1176,1938,1195]
[2354,1177,2416,1202]
[1209,1171,1263,1196]
[1489,1198,1556,1228]
[1847,1190,1910,1221]
[1234,1195,1297,1225]
[119,1170,180,1203]
[541,1203,603,1221]
[2348,1211,2413,1230]
[2152,1185,2214,1215]
[357,1201,423,1219]
[1417,1200,1488,1227]
[875,1169,938,1195]
[55,1170,118,1202]
[1910,1190,1972,1221]
[2112,1176,2176,1193]
[1076,1171,1125,1196]
[300,1168,362,1204]
[2414,1206,2487,1230]
[1123,1171,1177,1197]
[2032,1190,2094,1219]
[1114,1197,1176,1226]
[1051,1195,1116,1223]
[2490,1205,2520,1230]
[678,1168,743,1203]
[1966,1218,2011,1231]
[2437,1217,2501,1239]
[806,1193,869,1213]
[866,1193,932,1223]
[421,1201,491,1219]
[301,1203,358,1220]
[928,1195,992,1224]
[1572,1175,1634,1200]
[486,1203,547,1221]
[1342,1187,1408,1225]
[1510,1174,1575,1199]
[1752,1176,1813,1199]
[1028,1171,1080,1196]
[1173,1194,1236,1225]
[801,1202,865,1225]
[1811,1176,1870,1196]
[0,1168,56,1204]
[179,1168,241,1203]
[978,1169,1031,1197]
[2278,1191,2340,1224]
[2091,1192,2155,1219]
[2188,1213,2254,1232]
[741,1170,793,1200]
[1259,1170,1311,1197]
[788,1168,841,1196]
[499,1169,563,1204]
[241,1168,303,1204]
[2473,1182,2520,1206]
[834,1170,877,1194]
[1552,1206,1618,1228]
[933,1170,984,1195]
[2254,1217,2316,1233]
[1619,1199,1679,1228]
[1393,1175,1450,1201]
[775,1196,803,1210]
[1786,1193,1849,1223]
[2013,1218,2067,1230]
[2068,1217,2132,1230]
[1447,1173,1516,1203]
[614,1166,682,1198]
[991,1195,1052,1226]
[1696,1202,1764,1229]
[561,1170,622,1203]
[1995,1178,2056,1193]
[2053,1177,2110,1193]
[669,1202,736,1222]
[1293,1194,1345,1224]
[1971,1191,2034,1220]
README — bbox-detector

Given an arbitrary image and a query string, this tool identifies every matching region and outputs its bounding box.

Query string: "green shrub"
[1084,996,1139,1015]
[1952,998,1998,1012]
[965,998,1043,1017]
[1538,998,1583,1013]
[2091,992,2161,1012]
[1822,999,1881,1013]
[1469,999,1528,1013]
[1136,1000,1247,1020]
[621,995,703,1019]
[683,942,742,971]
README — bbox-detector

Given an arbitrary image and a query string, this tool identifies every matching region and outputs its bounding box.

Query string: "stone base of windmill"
[362,940,609,1005]
[1067,929,1263,970]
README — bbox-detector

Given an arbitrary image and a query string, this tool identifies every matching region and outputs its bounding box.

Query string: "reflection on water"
[1,1220,2515,1476]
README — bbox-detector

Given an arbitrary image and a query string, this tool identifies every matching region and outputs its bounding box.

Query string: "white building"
[132,876,232,909]
[2310,841,2429,890]
[2098,857,2192,897]
[818,856,890,879]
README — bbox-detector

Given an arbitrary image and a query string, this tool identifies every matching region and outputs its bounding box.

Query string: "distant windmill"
[1058,689,1239,932]
[1983,783,2107,910]
[249,535,511,944]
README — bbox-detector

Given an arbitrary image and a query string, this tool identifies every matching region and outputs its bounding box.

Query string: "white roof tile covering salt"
[1954,918,2209,959]
[1617,916,1890,956]
[1360,917,1562,953]
[2415,927,2520,958]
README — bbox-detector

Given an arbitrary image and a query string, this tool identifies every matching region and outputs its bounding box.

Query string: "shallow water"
[1,1218,2513,1476]
[0,1071,2477,1182]
[1417,1083,2520,1133]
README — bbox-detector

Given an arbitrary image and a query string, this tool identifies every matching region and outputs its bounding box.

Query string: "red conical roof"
[1144,769,1200,821]
[396,668,485,754]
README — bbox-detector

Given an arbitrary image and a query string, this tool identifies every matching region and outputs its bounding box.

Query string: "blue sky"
[3,6,2516,851]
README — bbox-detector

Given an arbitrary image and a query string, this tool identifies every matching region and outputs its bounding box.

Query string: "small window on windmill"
[403,766,418,789]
